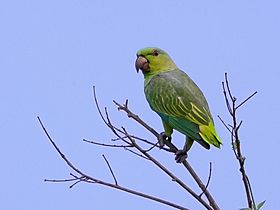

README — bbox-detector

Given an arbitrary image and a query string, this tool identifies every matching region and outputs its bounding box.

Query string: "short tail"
[199,122,222,148]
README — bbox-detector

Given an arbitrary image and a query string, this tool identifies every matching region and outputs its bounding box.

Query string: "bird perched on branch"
[135,47,222,162]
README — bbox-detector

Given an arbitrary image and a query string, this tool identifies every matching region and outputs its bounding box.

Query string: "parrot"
[135,47,222,162]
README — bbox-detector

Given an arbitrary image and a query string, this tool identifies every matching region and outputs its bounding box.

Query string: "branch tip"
[102,154,118,185]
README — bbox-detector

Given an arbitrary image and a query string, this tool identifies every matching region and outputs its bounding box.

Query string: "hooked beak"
[135,55,149,73]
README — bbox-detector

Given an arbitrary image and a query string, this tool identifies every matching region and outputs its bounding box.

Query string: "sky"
[1,0,279,209]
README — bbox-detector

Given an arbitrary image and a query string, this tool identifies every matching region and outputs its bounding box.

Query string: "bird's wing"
[145,70,221,147]
[145,70,212,125]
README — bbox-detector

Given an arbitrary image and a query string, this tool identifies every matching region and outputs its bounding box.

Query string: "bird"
[135,47,222,162]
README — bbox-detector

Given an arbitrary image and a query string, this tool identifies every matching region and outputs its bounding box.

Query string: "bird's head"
[135,47,177,75]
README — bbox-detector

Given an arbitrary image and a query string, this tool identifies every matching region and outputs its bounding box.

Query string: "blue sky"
[1,0,279,209]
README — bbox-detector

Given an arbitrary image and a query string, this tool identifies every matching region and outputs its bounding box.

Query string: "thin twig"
[37,116,86,176]
[70,180,83,188]
[181,160,218,210]
[199,162,212,197]
[236,121,243,132]
[225,73,235,102]
[125,148,150,160]
[222,81,233,116]
[84,138,153,159]
[112,135,157,146]
[144,143,158,152]
[217,115,232,134]
[236,91,258,110]
[102,154,118,185]
[83,139,132,148]
[45,175,93,188]
[70,173,79,179]
[45,177,79,183]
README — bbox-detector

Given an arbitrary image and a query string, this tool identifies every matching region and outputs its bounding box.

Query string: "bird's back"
[144,69,221,148]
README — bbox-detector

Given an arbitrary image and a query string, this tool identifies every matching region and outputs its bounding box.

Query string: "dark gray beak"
[135,56,149,73]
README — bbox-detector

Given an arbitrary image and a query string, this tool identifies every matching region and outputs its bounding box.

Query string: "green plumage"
[136,47,222,151]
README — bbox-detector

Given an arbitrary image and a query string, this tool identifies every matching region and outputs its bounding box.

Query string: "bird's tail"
[199,122,222,148]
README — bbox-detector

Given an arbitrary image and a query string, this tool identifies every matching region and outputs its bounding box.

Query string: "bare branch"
[114,99,220,210]
[121,127,212,210]
[102,154,118,185]
[38,116,191,210]
[221,73,258,209]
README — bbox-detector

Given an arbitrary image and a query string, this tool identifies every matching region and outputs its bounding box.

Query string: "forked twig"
[219,73,257,209]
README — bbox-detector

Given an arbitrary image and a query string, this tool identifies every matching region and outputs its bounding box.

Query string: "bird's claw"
[175,149,188,163]
[158,132,171,149]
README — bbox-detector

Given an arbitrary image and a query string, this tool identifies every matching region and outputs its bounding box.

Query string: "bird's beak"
[135,55,149,73]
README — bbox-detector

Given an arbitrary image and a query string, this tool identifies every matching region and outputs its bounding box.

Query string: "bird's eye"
[152,50,159,56]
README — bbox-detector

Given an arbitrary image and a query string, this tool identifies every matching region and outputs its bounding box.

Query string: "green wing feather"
[145,69,222,148]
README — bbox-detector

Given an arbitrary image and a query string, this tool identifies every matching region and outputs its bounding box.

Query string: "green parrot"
[135,47,222,162]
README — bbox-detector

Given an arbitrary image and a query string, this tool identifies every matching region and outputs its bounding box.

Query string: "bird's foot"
[158,132,171,149]
[175,149,188,163]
